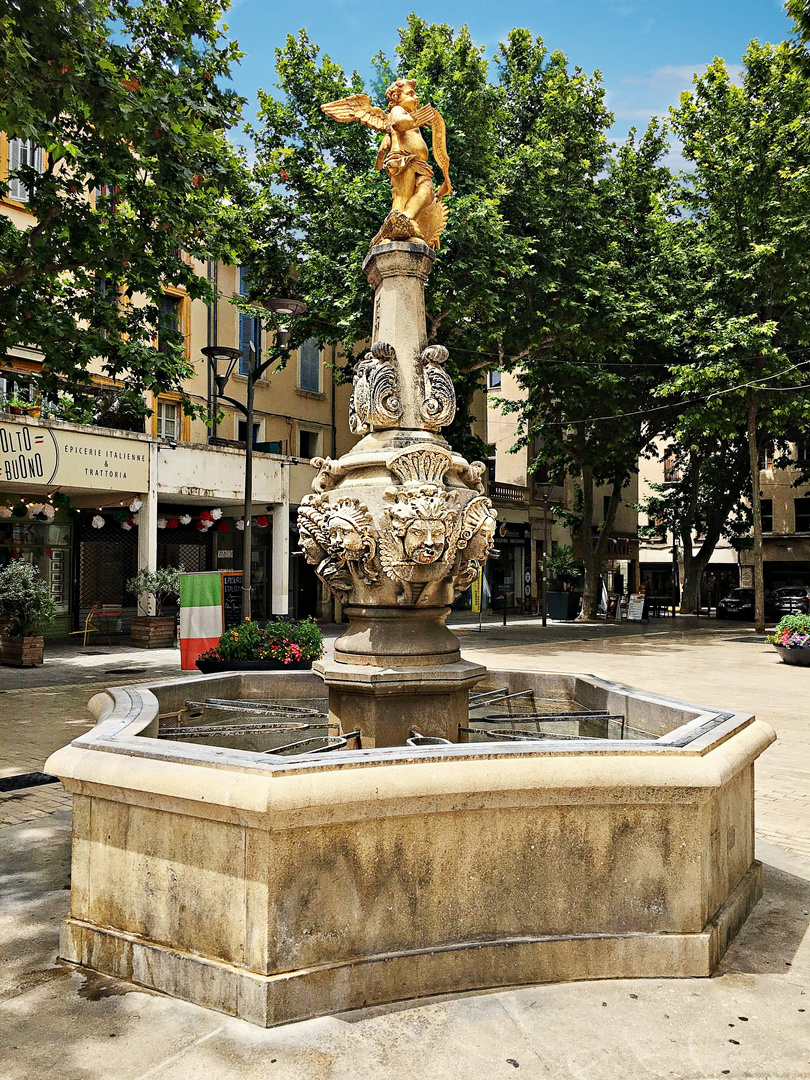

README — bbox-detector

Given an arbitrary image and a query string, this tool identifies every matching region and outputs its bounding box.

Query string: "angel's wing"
[410,104,436,128]
[321,94,389,132]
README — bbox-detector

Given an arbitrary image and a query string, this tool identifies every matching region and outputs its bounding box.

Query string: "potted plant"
[196,617,324,673]
[767,613,810,666]
[545,545,583,621]
[126,566,182,648]
[0,561,57,666]
[3,393,30,416]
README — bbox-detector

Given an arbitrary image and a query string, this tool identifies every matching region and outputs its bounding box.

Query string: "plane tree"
[0,0,253,417]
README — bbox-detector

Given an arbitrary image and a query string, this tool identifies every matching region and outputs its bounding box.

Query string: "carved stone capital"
[349,340,402,435]
[418,344,456,430]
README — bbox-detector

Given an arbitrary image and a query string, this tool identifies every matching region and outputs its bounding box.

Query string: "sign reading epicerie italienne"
[0,419,149,491]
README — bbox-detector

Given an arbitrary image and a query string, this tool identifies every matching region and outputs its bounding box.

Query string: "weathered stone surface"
[45,670,775,1027]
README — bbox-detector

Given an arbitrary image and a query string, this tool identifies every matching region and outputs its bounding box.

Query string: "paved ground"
[1,616,808,1078]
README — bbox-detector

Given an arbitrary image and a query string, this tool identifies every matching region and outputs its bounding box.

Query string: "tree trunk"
[680,550,711,614]
[577,469,623,621]
[576,463,598,620]
[747,390,765,633]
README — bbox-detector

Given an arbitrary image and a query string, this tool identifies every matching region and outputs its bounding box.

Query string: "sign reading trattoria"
[0,418,149,491]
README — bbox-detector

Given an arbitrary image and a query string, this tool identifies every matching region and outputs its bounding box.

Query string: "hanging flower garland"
[91,515,105,529]
[52,492,70,508]
[129,498,143,513]
[256,515,269,529]
[235,518,245,531]
[157,517,168,530]
[0,505,12,519]
[12,504,28,518]
[166,517,179,529]
[179,514,192,525]
[216,520,229,533]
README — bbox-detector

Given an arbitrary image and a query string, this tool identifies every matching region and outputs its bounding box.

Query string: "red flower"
[200,510,213,522]
[166,517,179,529]
[279,169,289,181]
[196,521,207,531]
[256,515,269,528]
[127,515,137,528]
[216,521,229,533]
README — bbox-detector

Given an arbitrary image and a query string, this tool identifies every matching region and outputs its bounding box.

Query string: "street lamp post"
[202,297,307,621]
[536,479,557,628]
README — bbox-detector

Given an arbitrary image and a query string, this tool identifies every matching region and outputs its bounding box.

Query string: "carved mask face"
[299,532,322,564]
[327,516,365,561]
[403,519,447,564]
[467,516,496,560]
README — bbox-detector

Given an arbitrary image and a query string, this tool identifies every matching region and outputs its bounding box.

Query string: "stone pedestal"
[299,239,496,747]
[316,656,485,746]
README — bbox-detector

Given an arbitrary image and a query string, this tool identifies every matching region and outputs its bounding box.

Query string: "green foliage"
[772,612,810,635]
[126,566,182,616]
[203,617,324,663]
[0,0,254,418]
[546,544,580,586]
[767,612,810,646]
[0,560,57,639]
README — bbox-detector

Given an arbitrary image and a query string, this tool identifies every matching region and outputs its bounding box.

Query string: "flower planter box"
[774,645,810,667]
[195,658,314,674]
[546,591,582,621]
[0,635,44,667]
[130,616,176,649]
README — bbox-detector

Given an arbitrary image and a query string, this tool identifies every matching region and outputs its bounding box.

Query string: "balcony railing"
[490,482,528,503]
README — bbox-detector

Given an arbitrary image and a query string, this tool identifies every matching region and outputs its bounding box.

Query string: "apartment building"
[637,446,739,604]
[484,369,640,611]
[739,443,810,590]
[0,134,351,633]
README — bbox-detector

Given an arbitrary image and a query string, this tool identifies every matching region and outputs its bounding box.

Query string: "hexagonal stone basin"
[46,667,774,1028]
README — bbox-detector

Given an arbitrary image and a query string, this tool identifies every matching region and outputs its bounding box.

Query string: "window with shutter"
[298,338,320,392]
[7,138,43,202]
[156,400,179,438]
[239,314,261,375]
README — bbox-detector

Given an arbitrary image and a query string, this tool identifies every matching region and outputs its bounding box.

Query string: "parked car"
[716,587,775,620]
[770,586,810,618]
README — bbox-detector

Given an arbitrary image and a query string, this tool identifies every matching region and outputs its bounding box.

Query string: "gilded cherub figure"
[321,78,452,249]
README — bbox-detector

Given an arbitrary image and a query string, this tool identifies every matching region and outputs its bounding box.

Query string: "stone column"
[137,441,159,615]
[305,240,493,747]
[271,467,290,616]
[363,241,435,431]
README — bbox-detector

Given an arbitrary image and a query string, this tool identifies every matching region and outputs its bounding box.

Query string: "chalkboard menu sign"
[221,572,244,629]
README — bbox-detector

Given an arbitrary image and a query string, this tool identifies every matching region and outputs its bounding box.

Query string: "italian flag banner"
[179,572,223,670]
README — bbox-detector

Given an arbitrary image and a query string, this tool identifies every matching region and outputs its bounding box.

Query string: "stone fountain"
[299,80,496,745]
[42,78,776,1029]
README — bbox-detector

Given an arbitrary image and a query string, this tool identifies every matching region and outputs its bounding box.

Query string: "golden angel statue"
[321,78,452,249]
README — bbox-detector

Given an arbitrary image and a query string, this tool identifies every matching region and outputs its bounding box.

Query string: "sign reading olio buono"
[0,418,149,491]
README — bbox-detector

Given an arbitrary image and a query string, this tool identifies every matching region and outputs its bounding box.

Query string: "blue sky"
[223,0,792,151]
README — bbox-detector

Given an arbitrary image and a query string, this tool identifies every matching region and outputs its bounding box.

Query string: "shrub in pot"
[196,617,324,672]
[545,545,583,621]
[767,613,810,666]
[0,561,57,666]
[126,566,182,648]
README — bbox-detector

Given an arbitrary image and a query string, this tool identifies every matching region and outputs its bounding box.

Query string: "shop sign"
[471,569,483,613]
[494,522,531,547]
[0,418,148,491]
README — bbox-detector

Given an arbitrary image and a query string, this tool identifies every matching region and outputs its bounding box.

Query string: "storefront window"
[0,521,71,613]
